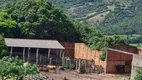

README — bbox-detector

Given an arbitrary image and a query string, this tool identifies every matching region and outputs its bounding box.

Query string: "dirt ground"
[42,70,130,80]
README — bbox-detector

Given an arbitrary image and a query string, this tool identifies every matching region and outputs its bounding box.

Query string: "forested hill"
[0,0,125,53]
[48,0,142,45]
[1,0,142,35]
[48,0,141,34]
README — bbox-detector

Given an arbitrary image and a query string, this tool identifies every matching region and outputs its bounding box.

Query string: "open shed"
[4,38,64,65]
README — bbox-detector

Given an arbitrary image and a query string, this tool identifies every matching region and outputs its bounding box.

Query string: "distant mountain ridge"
[1,0,142,36]
[48,0,142,35]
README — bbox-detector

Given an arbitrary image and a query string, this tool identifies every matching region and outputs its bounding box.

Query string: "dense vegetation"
[0,0,142,45]
[0,35,7,56]
[49,0,142,45]
[0,0,124,49]
[0,56,38,80]
[0,0,82,42]
[0,0,126,61]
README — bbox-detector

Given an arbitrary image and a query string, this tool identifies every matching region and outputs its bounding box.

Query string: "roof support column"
[9,47,13,57]
[60,50,62,57]
[62,52,65,58]
[57,49,59,55]
[28,48,30,62]
[36,48,39,64]
[48,49,51,58]
[23,48,25,61]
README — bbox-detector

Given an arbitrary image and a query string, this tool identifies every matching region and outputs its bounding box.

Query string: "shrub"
[62,64,75,70]
[100,53,106,61]
[135,68,142,80]
[0,56,39,80]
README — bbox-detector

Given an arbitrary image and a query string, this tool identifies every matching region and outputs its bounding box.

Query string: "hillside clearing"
[86,11,110,24]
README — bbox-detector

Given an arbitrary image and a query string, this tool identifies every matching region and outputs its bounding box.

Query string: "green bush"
[62,64,75,70]
[0,56,39,80]
[62,64,69,69]
[135,68,142,80]
[100,53,106,61]
[69,64,75,70]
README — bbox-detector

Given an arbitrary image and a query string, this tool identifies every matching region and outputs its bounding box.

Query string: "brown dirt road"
[42,71,130,80]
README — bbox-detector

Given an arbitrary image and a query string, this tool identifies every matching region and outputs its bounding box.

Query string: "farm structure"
[61,43,140,73]
[4,38,65,65]
[105,48,142,80]
[106,44,138,73]
[60,42,105,67]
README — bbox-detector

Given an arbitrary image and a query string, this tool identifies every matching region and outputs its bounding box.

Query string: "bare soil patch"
[42,71,130,80]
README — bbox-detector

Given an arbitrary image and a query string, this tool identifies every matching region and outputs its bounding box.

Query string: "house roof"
[4,38,64,49]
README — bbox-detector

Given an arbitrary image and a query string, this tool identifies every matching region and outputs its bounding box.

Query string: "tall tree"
[1,0,81,42]
[0,12,17,37]
[0,35,7,56]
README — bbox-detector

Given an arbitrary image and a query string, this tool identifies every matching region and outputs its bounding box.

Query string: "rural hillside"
[49,0,142,47]
[0,0,142,47]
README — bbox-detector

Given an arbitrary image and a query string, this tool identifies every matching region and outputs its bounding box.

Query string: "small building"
[106,44,138,73]
[4,38,64,65]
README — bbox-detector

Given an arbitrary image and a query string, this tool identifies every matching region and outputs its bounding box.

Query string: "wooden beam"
[36,48,39,64]
[28,48,30,62]
[23,48,25,61]
[48,49,51,58]
[9,47,13,57]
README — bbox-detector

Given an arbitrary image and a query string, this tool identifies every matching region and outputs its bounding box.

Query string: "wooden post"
[28,48,30,62]
[9,47,13,57]
[76,60,78,70]
[57,49,59,55]
[60,50,62,57]
[62,52,65,58]
[23,48,25,61]
[48,49,51,58]
[62,57,65,65]
[36,48,39,64]
[86,48,88,59]
[49,58,52,65]
[78,59,81,72]
[105,49,108,73]
[40,55,42,65]
[85,60,87,72]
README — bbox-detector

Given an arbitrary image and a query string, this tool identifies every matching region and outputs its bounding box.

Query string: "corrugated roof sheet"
[4,38,64,49]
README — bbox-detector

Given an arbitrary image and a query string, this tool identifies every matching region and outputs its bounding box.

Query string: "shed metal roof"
[4,38,64,49]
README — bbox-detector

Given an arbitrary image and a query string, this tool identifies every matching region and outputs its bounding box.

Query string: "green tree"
[1,0,81,42]
[0,56,39,80]
[0,35,7,56]
[0,12,17,37]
